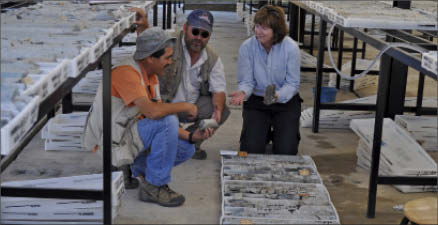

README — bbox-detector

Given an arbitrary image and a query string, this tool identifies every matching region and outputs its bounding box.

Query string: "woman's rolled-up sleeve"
[237,41,255,100]
[276,40,300,103]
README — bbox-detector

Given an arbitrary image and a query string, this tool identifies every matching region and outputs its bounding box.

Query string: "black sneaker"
[118,165,139,189]
[192,148,207,160]
[138,178,185,207]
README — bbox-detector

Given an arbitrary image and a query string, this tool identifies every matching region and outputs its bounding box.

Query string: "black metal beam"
[341,27,436,79]
[386,57,408,118]
[336,30,345,89]
[349,37,358,92]
[173,0,176,24]
[377,176,437,185]
[383,30,435,46]
[242,0,246,22]
[361,29,367,59]
[309,14,315,55]
[72,104,92,111]
[289,3,299,41]
[367,53,393,219]
[312,18,327,133]
[393,0,411,9]
[298,8,306,44]
[102,48,113,225]
[166,1,172,29]
[153,2,158,26]
[320,103,376,111]
[404,106,437,115]
[1,187,103,200]
[415,73,425,116]
[162,1,166,30]
[62,92,74,114]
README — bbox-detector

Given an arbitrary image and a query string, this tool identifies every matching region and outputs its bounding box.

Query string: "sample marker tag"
[240,219,253,224]
[238,151,248,157]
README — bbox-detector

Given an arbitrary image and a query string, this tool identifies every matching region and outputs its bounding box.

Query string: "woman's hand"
[228,90,246,106]
[129,7,149,34]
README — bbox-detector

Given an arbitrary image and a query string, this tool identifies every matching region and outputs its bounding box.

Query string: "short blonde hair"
[253,5,288,45]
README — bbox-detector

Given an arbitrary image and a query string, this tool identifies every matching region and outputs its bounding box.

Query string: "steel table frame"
[0,2,160,224]
[288,0,437,218]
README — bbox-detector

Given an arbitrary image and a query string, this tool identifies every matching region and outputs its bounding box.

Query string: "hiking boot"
[138,178,185,207]
[119,165,139,189]
[191,148,207,160]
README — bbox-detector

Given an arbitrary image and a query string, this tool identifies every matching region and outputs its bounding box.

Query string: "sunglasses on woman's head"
[266,7,280,17]
[191,28,210,38]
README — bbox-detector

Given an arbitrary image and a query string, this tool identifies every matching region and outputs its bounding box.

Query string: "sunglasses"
[191,28,210,38]
[266,6,280,18]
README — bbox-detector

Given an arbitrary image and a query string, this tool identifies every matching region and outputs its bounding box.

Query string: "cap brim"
[189,21,212,33]
[133,37,176,60]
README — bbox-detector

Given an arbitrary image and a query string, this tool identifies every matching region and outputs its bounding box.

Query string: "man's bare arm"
[133,96,197,120]
[211,92,226,123]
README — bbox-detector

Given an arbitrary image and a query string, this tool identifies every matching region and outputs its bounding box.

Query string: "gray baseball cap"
[133,27,176,60]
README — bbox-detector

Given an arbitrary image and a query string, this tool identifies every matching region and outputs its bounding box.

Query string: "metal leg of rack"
[162,1,166,30]
[361,29,367,59]
[349,37,358,92]
[415,72,425,116]
[242,0,246,23]
[102,49,113,225]
[288,2,299,41]
[309,14,315,55]
[312,18,327,133]
[336,30,345,89]
[287,1,290,21]
[62,92,74,114]
[173,0,176,24]
[167,1,172,29]
[332,28,338,49]
[366,53,409,218]
[153,3,158,27]
[299,8,306,45]
[386,59,408,119]
[393,0,411,9]
[367,53,392,218]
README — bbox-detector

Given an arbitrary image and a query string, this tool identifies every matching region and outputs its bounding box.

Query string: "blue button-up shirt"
[237,35,300,103]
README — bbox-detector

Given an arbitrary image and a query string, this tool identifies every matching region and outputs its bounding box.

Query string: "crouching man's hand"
[190,128,215,143]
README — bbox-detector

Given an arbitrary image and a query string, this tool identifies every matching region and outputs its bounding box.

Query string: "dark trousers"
[240,94,302,155]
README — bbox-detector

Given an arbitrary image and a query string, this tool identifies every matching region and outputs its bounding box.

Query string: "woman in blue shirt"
[229,5,302,155]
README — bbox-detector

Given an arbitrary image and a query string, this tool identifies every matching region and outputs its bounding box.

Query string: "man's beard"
[186,38,206,53]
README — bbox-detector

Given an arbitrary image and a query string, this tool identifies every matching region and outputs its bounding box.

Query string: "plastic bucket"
[312,87,337,103]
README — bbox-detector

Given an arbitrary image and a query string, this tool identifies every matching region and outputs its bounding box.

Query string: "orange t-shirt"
[111,63,160,107]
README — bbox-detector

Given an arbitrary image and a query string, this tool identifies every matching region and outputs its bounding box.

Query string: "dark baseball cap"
[187,9,214,33]
[133,27,176,60]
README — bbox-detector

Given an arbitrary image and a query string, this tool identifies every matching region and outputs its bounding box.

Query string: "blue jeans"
[131,115,195,186]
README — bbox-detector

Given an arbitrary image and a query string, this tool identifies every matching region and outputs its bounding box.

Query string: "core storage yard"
[1,0,437,224]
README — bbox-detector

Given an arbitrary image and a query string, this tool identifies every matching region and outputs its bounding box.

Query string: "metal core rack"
[286,0,438,218]
[0,1,183,224]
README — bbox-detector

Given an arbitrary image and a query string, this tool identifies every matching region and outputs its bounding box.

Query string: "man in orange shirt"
[84,27,214,207]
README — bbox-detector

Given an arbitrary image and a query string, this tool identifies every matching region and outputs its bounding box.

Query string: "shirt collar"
[254,36,279,55]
